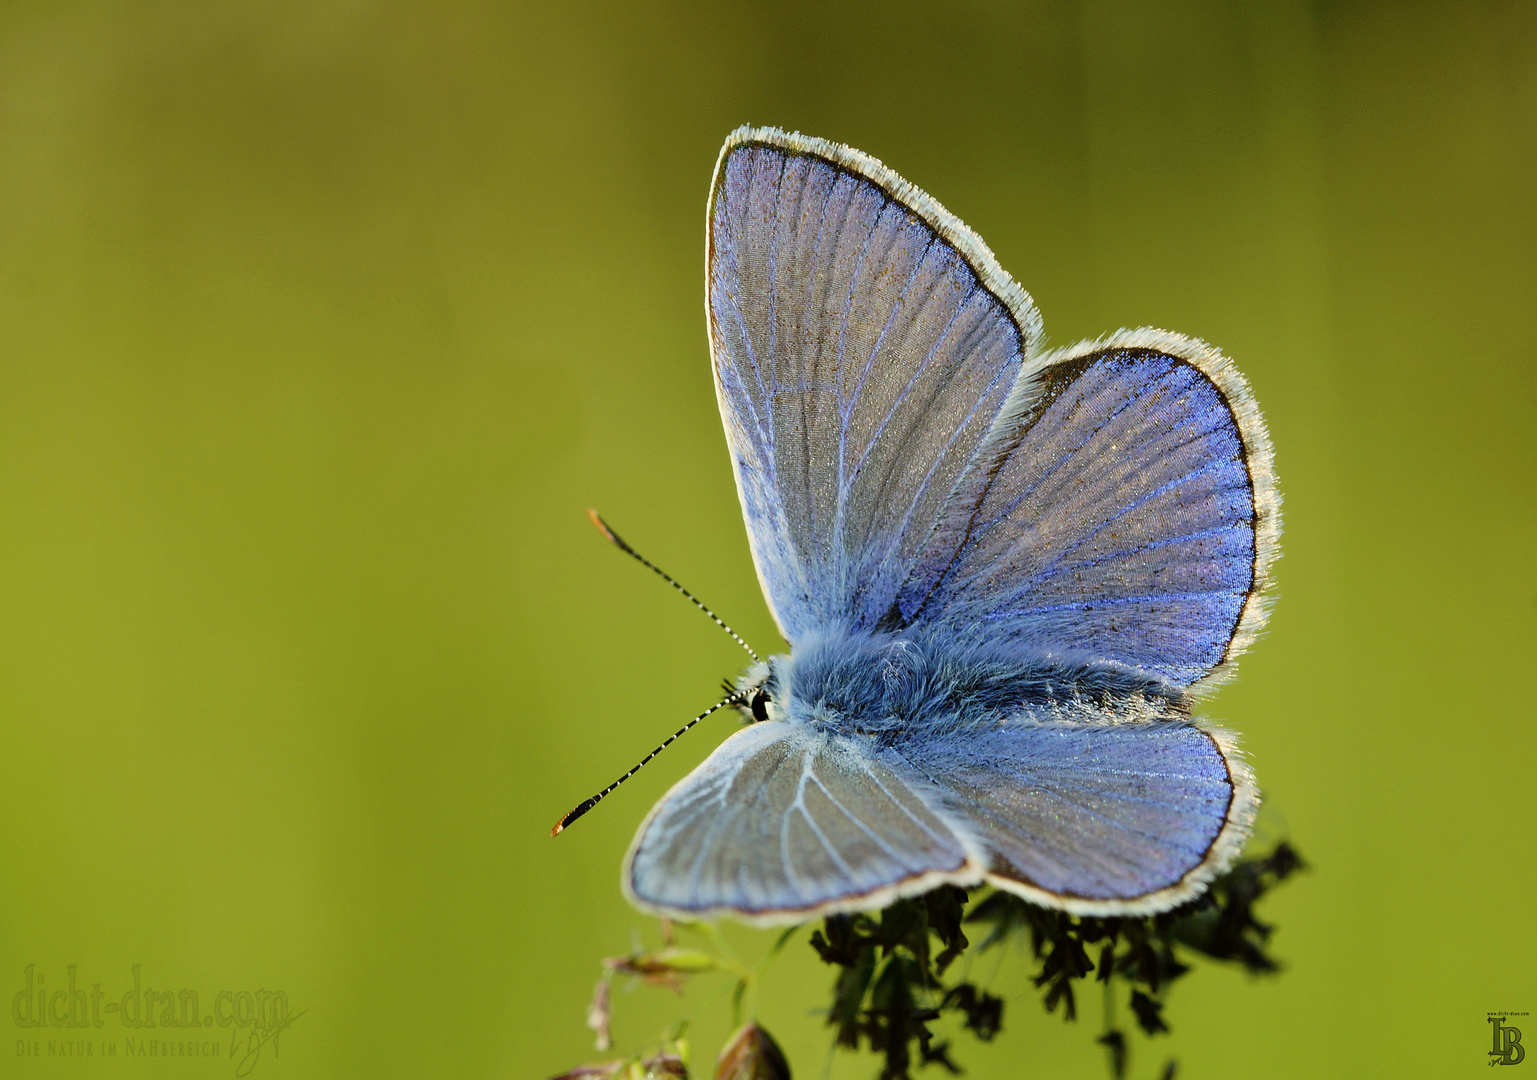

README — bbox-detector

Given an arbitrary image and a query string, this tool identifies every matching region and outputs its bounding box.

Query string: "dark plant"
[552,841,1304,1080]
[811,841,1305,1079]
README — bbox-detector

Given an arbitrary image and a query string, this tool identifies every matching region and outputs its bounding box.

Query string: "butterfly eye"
[750,689,771,723]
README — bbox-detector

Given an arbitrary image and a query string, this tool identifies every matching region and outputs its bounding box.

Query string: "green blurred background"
[1,1,1532,1077]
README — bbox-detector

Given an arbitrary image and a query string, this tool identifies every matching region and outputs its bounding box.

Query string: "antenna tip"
[552,796,597,836]
[586,508,616,543]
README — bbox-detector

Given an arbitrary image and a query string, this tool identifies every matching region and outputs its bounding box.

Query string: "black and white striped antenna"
[550,690,743,836]
[585,510,759,662]
[550,512,760,837]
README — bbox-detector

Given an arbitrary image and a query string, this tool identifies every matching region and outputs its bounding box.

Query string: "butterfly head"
[729,658,786,725]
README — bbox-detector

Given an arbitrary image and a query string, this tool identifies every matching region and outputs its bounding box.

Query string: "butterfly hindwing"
[624,720,979,924]
[894,716,1256,912]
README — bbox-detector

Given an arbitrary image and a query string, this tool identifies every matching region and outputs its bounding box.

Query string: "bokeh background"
[1,1,1533,1077]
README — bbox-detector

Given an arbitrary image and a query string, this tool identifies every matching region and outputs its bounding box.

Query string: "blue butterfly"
[620,127,1279,924]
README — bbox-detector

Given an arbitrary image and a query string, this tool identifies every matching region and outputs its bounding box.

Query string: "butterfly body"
[736,631,1183,740]
[619,127,1278,925]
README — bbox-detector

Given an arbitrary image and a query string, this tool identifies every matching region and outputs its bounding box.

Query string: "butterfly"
[617,126,1278,924]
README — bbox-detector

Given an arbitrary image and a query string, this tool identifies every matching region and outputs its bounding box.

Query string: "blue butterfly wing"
[624,720,979,924]
[625,708,1257,917]
[903,332,1279,689]
[894,718,1257,911]
[708,127,1042,642]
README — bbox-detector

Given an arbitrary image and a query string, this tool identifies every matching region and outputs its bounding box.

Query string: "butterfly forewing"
[708,132,1040,641]
[903,336,1277,688]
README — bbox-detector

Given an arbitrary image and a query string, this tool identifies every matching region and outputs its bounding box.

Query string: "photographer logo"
[1491,1014,1527,1066]
[12,964,303,1076]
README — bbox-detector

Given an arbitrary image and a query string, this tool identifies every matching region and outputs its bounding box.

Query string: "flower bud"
[714,1023,790,1080]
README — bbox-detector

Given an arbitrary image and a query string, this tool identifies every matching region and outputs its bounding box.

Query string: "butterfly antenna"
[587,509,760,662]
[550,691,743,836]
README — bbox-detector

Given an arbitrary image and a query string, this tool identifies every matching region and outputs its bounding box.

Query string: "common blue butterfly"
[615,127,1278,924]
